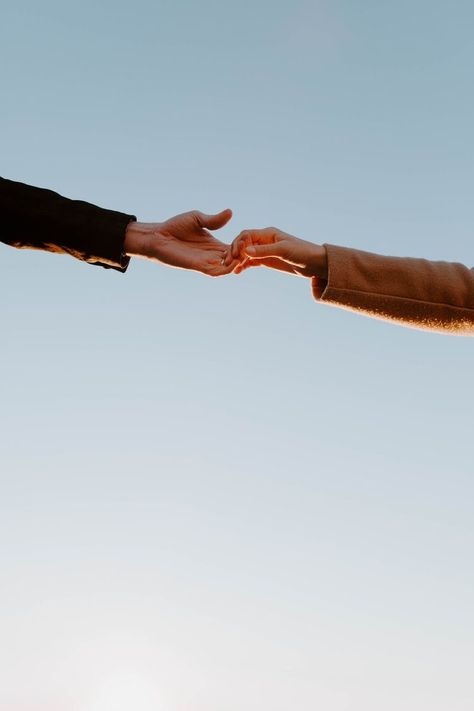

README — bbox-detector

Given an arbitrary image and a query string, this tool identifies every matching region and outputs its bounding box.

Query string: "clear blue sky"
[1,1,473,709]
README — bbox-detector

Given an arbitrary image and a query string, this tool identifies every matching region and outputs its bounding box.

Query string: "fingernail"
[246,246,256,256]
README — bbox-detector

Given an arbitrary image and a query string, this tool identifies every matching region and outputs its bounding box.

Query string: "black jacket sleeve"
[0,177,137,271]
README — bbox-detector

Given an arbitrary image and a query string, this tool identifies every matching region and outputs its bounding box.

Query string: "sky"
[1,1,473,709]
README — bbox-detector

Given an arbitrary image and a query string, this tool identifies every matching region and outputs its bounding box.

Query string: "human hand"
[124,209,239,276]
[223,227,328,279]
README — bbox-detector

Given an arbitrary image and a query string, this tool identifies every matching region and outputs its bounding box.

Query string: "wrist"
[306,243,328,279]
[124,221,157,258]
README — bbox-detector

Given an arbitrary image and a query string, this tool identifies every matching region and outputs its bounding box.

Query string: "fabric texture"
[312,244,474,335]
[0,177,136,271]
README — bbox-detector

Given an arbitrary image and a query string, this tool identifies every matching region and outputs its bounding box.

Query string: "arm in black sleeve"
[0,177,137,271]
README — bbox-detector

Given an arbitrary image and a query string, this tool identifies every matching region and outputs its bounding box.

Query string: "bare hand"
[125,209,239,277]
[224,227,328,279]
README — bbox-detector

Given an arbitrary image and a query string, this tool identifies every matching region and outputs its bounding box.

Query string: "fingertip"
[202,208,233,230]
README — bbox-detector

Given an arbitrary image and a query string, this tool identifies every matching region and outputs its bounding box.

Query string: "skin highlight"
[124,209,239,277]
[224,227,328,280]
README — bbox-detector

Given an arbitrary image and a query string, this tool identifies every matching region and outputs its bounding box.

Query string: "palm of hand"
[153,210,234,277]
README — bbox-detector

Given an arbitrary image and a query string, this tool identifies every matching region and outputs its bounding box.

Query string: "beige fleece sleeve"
[311,244,474,335]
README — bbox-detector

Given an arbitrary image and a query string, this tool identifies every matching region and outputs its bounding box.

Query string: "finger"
[207,256,240,277]
[222,247,237,266]
[231,231,249,261]
[222,245,236,266]
[197,209,232,231]
[233,257,250,275]
[243,242,285,259]
[248,257,297,274]
[227,226,283,266]
[220,253,240,271]
[222,234,243,266]
[234,257,297,275]
[230,227,282,262]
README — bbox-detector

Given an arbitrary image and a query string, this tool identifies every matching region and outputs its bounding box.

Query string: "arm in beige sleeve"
[312,245,474,335]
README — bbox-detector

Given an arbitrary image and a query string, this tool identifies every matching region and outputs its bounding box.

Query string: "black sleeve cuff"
[0,177,137,272]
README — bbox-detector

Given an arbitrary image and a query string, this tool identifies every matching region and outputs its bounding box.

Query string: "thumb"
[244,242,285,259]
[199,208,233,230]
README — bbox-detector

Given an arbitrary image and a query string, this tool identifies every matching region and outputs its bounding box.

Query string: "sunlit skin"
[124,216,329,281]
[223,227,329,280]
[124,208,239,277]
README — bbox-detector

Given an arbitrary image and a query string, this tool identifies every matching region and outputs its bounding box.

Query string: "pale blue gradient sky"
[1,1,473,709]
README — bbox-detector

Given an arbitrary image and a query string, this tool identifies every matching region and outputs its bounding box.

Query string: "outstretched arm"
[1,177,238,276]
[226,227,474,336]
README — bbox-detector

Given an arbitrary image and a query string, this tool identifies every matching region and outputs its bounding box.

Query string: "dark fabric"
[0,177,136,271]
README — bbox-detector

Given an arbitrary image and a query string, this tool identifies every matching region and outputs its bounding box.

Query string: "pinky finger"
[233,258,251,275]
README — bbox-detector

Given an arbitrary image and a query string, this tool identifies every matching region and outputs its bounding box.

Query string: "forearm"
[313,244,474,335]
[0,177,136,271]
